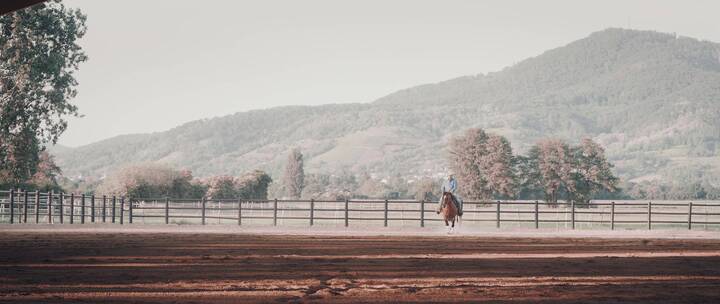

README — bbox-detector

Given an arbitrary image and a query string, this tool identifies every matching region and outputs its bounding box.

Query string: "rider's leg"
[456,195,464,216]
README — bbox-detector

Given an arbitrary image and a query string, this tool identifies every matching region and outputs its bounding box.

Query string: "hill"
[52,28,720,190]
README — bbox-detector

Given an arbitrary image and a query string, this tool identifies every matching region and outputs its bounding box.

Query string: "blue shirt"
[441,178,457,194]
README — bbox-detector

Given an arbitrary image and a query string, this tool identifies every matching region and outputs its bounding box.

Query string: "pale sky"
[59,0,720,147]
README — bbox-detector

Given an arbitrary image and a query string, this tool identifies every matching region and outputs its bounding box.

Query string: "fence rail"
[1,189,719,230]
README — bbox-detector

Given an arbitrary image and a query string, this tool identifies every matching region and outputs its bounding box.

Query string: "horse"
[439,191,460,233]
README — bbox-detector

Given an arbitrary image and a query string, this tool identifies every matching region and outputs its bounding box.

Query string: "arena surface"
[1,227,719,303]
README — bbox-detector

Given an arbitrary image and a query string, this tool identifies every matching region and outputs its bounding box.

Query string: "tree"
[535,139,575,204]
[96,163,196,198]
[236,170,272,199]
[205,175,237,199]
[514,147,543,199]
[301,173,330,199]
[448,128,491,199]
[483,134,516,198]
[567,138,619,204]
[0,1,87,186]
[168,169,201,198]
[448,128,516,199]
[282,148,304,198]
[28,151,63,192]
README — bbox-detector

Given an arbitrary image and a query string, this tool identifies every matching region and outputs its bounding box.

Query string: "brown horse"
[440,192,460,233]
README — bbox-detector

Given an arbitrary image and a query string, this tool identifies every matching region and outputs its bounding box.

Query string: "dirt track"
[1,231,720,303]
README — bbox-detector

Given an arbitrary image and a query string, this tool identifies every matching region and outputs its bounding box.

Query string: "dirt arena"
[1,228,720,303]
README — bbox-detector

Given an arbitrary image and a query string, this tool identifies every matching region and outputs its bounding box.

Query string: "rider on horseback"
[437,173,463,216]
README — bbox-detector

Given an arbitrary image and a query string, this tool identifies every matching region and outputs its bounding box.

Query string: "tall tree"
[567,138,619,204]
[0,1,87,186]
[282,148,304,198]
[535,139,575,204]
[449,128,490,199]
[448,128,516,199]
[483,134,516,198]
[514,147,544,199]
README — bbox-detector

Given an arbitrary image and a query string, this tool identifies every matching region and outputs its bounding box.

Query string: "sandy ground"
[2,224,720,238]
[1,225,720,303]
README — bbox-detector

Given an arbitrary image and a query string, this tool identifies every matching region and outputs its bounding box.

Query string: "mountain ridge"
[52,28,720,188]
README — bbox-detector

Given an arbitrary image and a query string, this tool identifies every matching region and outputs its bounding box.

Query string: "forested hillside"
[52,28,720,196]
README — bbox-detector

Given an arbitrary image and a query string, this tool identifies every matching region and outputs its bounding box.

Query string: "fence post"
[344,198,349,227]
[9,189,15,224]
[384,199,388,227]
[48,191,53,224]
[34,191,40,224]
[119,197,124,225]
[70,193,75,224]
[23,190,29,223]
[272,198,277,226]
[570,200,575,229]
[688,202,693,230]
[129,197,133,224]
[237,199,242,226]
[496,201,501,228]
[102,195,107,223]
[59,193,64,224]
[420,200,425,227]
[110,195,117,223]
[534,200,539,229]
[165,197,170,224]
[610,201,615,230]
[310,199,314,226]
[91,195,95,223]
[647,201,652,230]
[201,197,207,225]
[81,194,86,224]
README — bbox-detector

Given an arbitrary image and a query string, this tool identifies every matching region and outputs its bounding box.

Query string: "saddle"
[442,193,460,210]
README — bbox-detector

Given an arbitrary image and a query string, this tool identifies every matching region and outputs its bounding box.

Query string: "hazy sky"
[59,0,720,147]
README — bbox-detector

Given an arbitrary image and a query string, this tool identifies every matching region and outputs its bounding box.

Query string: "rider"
[437,173,463,216]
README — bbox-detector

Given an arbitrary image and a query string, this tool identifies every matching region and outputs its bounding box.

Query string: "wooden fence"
[1,189,719,230]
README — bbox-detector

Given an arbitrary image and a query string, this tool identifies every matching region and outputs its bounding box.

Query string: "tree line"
[448,128,619,205]
[278,134,619,205]
[93,163,272,200]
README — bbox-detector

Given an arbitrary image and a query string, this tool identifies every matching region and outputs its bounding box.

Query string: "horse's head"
[441,192,455,210]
